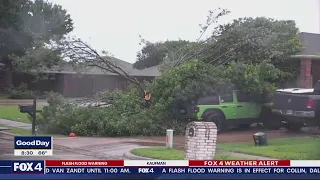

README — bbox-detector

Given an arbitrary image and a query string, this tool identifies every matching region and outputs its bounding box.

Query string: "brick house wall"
[299,59,312,88]
[297,59,320,88]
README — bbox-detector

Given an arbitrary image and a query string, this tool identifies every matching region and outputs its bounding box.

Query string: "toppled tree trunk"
[61,37,146,97]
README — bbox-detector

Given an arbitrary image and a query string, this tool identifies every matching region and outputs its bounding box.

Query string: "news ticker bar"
[0,160,319,175]
[32,167,320,175]
[1,160,320,167]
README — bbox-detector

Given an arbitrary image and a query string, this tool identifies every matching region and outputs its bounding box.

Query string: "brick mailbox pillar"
[184,121,217,160]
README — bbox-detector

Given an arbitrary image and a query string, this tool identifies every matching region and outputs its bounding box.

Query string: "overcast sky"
[50,0,320,63]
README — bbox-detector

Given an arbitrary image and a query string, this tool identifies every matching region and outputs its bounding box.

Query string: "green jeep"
[179,90,280,132]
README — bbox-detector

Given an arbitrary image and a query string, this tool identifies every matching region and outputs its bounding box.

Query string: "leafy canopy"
[0,0,73,71]
[134,15,303,76]
[134,39,191,69]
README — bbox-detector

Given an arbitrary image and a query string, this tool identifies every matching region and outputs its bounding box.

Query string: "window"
[220,93,233,103]
[197,95,220,105]
[237,92,249,102]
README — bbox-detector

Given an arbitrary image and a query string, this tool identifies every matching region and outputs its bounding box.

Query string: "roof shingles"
[42,57,161,77]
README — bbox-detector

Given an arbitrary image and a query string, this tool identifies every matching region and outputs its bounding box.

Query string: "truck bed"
[272,92,312,112]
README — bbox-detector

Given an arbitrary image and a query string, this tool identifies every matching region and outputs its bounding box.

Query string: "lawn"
[0,105,44,123]
[0,125,65,137]
[130,147,249,160]
[0,94,9,99]
[217,136,320,160]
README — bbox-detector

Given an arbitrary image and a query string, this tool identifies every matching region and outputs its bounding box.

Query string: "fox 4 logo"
[13,162,43,172]
[138,168,154,173]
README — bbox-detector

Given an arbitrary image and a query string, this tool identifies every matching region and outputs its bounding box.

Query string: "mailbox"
[19,104,34,113]
[17,99,42,136]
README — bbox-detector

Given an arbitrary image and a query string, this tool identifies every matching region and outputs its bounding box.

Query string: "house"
[0,58,161,97]
[1,32,320,97]
[291,32,320,88]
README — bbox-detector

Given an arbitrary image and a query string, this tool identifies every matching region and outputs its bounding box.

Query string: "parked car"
[179,90,281,133]
[271,81,320,131]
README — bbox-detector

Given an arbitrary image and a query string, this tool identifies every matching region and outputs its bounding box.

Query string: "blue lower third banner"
[14,136,52,149]
[0,165,320,179]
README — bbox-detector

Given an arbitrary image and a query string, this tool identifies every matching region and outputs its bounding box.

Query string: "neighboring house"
[1,32,320,97]
[291,32,320,88]
[0,58,161,97]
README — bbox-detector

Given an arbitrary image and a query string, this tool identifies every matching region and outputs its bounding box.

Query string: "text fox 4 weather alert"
[3,136,320,179]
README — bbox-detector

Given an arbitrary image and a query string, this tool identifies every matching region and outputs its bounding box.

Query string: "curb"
[123,151,155,160]
[123,147,277,160]
[0,130,17,136]
[123,146,160,160]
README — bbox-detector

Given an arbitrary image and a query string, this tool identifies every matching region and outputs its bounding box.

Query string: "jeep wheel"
[284,123,303,132]
[207,111,226,133]
[260,107,282,130]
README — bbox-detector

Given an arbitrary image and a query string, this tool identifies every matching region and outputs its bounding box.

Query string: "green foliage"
[0,0,73,71]
[159,16,303,102]
[7,83,47,99]
[205,17,303,73]
[150,60,230,117]
[36,92,77,134]
[8,90,36,99]
[8,83,35,99]
[37,90,186,137]
[134,40,191,69]
[38,59,289,136]
[225,61,291,102]
[143,17,302,79]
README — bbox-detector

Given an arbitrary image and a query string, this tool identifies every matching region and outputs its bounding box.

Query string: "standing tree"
[159,10,303,102]
[169,16,303,74]
[133,38,191,69]
[0,0,73,72]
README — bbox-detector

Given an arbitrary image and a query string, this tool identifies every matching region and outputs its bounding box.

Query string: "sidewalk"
[0,118,31,130]
[0,99,48,106]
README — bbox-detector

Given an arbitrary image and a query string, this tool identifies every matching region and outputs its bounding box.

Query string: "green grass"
[0,105,44,123]
[130,147,249,160]
[217,136,320,160]
[0,94,9,99]
[0,125,65,137]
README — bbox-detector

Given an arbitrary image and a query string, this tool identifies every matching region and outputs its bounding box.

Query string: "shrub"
[8,90,37,99]
[8,83,45,99]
